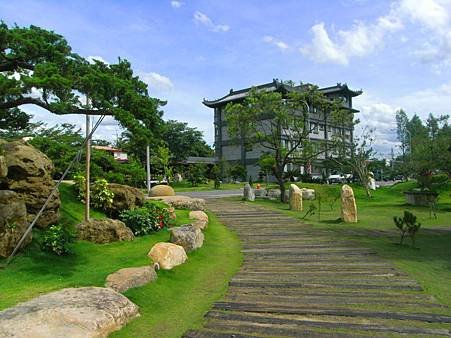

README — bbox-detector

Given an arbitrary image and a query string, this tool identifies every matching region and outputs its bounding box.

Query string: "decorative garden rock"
[341,184,358,223]
[76,218,134,244]
[150,184,175,197]
[254,188,267,198]
[267,189,281,200]
[289,184,303,211]
[0,190,30,258]
[189,210,208,223]
[147,195,206,211]
[107,183,144,217]
[166,206,177,220]
[0,287,139,338]
[148,242,187,270]
[300,188,315,200]
[1,140,60,228]
[243,183,255,201]
[169,225,204,252]
[105,266,157,293]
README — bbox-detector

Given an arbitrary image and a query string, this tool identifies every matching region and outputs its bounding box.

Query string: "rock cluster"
[1,140,60,228]
[0,287,139,338]
[147,195,206,211]
[76,218,134,244]
[341,184,358,223]
[289,184,303,211]
[105,266,157,293]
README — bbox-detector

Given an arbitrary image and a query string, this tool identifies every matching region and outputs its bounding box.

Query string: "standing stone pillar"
[289,184,303,211]
[243,183,255,201]
[341,184,357,223]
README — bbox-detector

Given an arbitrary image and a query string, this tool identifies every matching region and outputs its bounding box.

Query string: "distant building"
[92,145,128,162]
[203,79,362,180]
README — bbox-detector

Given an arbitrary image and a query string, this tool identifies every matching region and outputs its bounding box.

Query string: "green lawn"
[171,180,244,192]
[242,181,451,309]
[0,183,242,337]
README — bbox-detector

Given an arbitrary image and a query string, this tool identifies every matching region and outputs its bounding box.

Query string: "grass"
[170,180,244,192]
[240,181,451,309]
[0,183,242,337]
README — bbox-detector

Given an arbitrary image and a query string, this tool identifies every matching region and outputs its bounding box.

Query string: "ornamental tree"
[0,23,163,144]
[224,83,348,201]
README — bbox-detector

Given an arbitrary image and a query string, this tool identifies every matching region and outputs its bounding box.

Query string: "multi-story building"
[203,79,362,180]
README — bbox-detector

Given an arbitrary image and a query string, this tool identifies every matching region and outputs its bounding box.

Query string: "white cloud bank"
[301,0,451,66]
[170,1,184,9]
[193,10,229,32]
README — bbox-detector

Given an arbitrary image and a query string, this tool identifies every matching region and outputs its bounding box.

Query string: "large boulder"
[0,287,139,338]
[76,218,134,244]
[107,183,145,217]
[148,242,187,270]
[243,183,255,201]
[189,210,209,230]
[150,184,175,197]
[147,195,206,211]
[169,225,204,252]
[289,184,303,211]
[1,141,60,228]
[105,266,157,293]
[0,190,30,258]
[341,184,358,223]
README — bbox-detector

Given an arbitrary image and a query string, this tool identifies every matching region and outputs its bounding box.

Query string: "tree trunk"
[277,176,285,203]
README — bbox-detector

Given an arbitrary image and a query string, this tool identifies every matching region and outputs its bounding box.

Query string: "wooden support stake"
[84,113,91,222]
[146,144,151,196]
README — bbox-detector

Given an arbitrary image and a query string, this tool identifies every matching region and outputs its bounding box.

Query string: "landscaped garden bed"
[0,183,242,337]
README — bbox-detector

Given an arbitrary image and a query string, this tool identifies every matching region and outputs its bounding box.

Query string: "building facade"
[203,79,362,180]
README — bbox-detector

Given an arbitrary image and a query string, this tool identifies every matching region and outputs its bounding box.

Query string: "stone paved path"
[185,199,451,337]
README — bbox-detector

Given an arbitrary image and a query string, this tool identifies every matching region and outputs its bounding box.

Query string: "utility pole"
[84,97,91,222]
[146,144,151,196]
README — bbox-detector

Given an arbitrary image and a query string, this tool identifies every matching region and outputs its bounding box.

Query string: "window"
[319,124,324,131]
[311,123,319,134]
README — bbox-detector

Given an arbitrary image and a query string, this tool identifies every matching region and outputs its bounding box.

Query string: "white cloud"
[301,0,451,66]
[86,55,109,64]
[263,35,289,51]
[193,10,229,32]
[140,72,174,91]
[170,1,184,8]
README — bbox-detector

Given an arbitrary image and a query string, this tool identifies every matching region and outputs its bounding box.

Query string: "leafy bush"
[73,175,114,211]
[186,163,207,187]
[393,211,421,247]
[41,225,74,256]
[91,178,114,211]
[119,202,172,236]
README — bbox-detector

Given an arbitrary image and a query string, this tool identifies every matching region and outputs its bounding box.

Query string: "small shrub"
[73,173,86,201]
[91,178,114,211]
[393,211,421,247]
[41,225,74,256]
[119,202,172,236]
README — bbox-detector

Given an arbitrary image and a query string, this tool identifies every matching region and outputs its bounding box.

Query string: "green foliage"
[119,202,172,236]
[1,23,164,146]
[151,145,173,183]
[393,211,421,247]
[73,173,86,201]
[90,178,114,211]
[228,164,246,181]
[186,163,207,187]
[41,224,75,256]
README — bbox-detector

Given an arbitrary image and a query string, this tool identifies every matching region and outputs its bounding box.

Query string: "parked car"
[327,174,344,184]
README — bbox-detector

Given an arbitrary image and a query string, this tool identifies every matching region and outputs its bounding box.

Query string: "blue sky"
[2,0,451,157]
